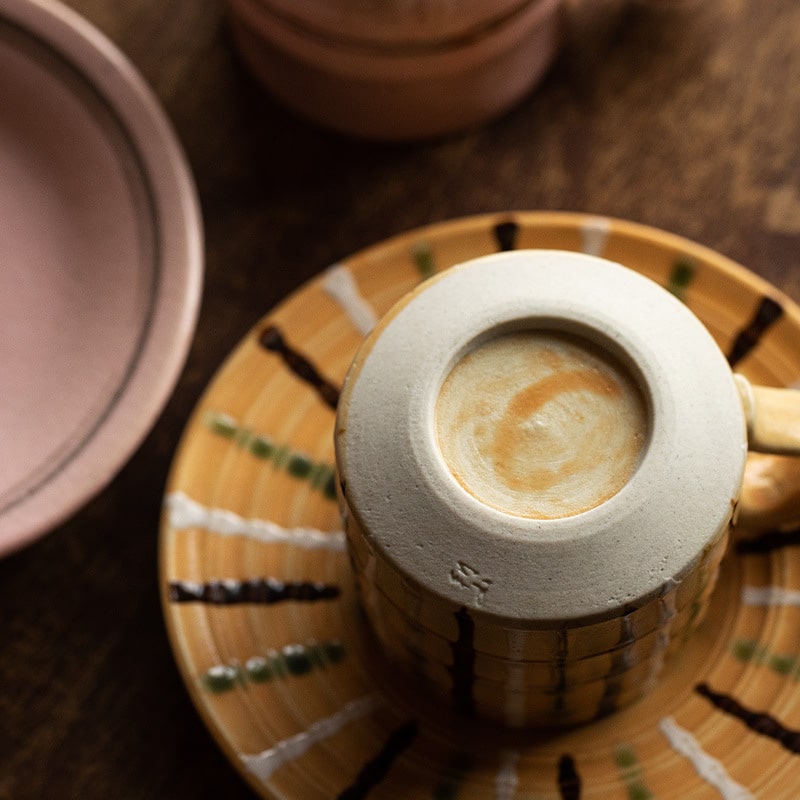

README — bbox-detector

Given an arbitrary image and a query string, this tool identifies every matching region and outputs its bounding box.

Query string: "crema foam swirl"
[435,331,647,519]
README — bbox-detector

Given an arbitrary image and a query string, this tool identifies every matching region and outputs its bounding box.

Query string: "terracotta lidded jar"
[225,0,629,140]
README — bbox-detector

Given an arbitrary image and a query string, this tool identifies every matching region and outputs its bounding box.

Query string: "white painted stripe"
[323,263,378,336]
[503,666,527,729]
[659,717,754,800]
[644,578,680,693]
[242,695,380,782]
[742,585,800,607]
[503,629,528,728]
[506,627,527,661]
[495,749,519,800]
[172,579,203,598]
[165,492,346,551]
[580,217,611,257]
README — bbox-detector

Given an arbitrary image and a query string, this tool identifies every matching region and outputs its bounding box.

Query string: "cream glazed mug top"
[334,250,800,727]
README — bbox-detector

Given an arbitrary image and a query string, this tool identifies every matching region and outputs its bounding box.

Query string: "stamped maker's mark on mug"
[450,560,492,604]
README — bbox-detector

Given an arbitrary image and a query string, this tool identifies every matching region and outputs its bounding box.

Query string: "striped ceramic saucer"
[161,212,800,800]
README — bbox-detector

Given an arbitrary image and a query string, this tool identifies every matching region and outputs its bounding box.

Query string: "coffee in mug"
[436,330,647,520]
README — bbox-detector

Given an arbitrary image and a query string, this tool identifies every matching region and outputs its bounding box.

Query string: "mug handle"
[735,375,800,528]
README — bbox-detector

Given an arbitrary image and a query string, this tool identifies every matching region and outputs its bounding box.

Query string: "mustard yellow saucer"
[161,212,800,799]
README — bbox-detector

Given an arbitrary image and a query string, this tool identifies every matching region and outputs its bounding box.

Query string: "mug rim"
[336,249,747,624]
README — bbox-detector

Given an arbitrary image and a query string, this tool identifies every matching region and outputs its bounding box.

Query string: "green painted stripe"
[614,745,655,800]
[287,453,313,478]
[272,444,290,469]
[732,638,765,662]
[666,257,697,302]
[201,640,347,694]
[732,638,800,678]
[249,435,275,459]
[206,412,238,438]
[204,411,336,500]
[411,241,436,279]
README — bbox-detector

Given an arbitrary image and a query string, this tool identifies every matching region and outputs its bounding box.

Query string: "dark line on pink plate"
[0,17,163,521]
[696,683,800,753]
[257,324,341,409]
[337,720,419,799]
[168,578,340,605]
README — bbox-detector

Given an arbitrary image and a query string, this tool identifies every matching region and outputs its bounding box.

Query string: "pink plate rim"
[0,0,203,555]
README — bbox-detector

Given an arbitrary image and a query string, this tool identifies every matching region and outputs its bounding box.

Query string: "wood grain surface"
[3,1,800,797]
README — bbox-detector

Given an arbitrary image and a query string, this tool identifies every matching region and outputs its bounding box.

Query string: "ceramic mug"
[334,250,800,727]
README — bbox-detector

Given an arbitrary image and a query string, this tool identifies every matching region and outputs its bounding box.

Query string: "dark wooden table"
[3,1,800,797]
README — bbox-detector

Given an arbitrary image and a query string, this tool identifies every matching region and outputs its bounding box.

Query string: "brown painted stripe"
[168,578,340,605]
[558,754,581,799]
[337,720,418,799]
[554,627,568,713]
[494,220,519,251]
[433,751,474,800]
[258,324,341,409]
[727,297,783,367]
[448,606,476,716]
[696,683,800,753]
[736,526,800,554]
[597,616,635,717]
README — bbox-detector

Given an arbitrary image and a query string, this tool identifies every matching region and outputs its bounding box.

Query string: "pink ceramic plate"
[0,0,203,555]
